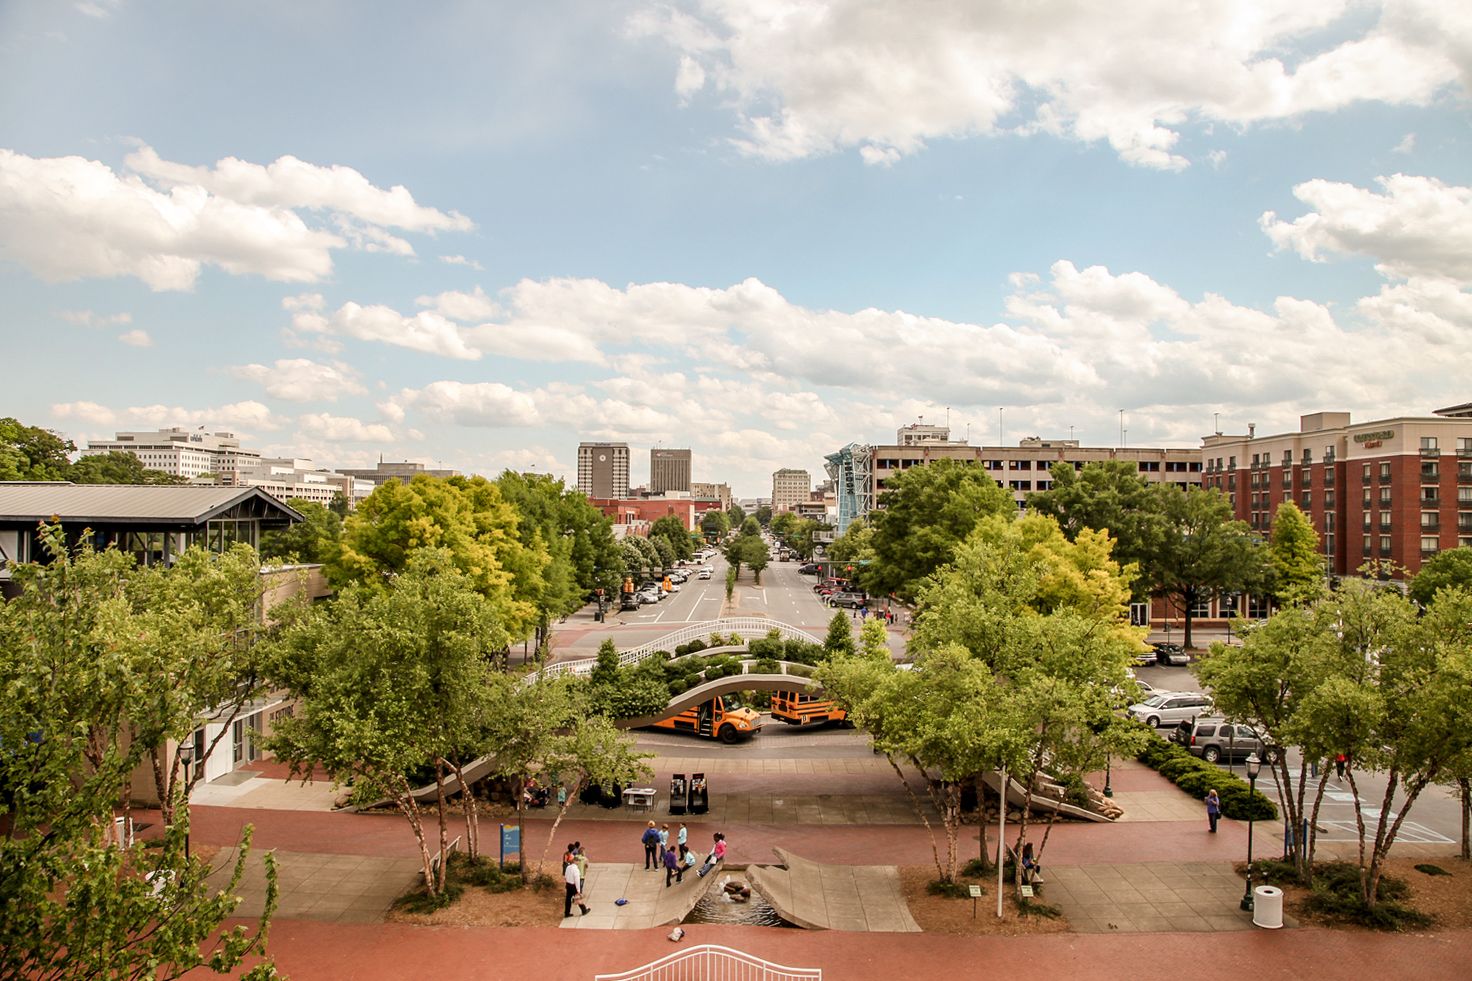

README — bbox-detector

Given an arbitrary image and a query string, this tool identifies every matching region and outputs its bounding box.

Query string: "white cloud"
[75,1,122,19]
[57,308,132,327]
[117,329,152,347]
[440,254,484,270]
[230,358,366,402]
[297,413,395,443]
[416,285,498,322]
[634,0,1468,169]
[52,399,286,434]
[289,301,482,360]
[0,145,471,291]
[1261,174,1472,284]
[125,145,473,234]
[1393,132,1416,153]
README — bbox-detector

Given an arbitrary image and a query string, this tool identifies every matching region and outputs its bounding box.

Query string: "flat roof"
[0,483,303,526]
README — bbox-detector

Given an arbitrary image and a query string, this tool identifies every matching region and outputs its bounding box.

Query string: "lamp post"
[1239,752,1261,912]
[1103,756,1113,798]
[177,739,195,860]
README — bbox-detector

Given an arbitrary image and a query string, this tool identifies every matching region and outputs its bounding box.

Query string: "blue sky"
[2,1,1469,496]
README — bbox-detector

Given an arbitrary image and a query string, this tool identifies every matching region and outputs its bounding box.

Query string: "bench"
[425,834,463,881]
[622,787,656,812]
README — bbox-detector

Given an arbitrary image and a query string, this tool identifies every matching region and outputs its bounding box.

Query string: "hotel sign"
[1354,430,1393,449]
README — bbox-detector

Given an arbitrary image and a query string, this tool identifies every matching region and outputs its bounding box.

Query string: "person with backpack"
[641,821,660,870]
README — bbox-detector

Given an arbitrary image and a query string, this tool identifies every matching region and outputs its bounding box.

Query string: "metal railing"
[594,944,822,981]
[537,618,822,679]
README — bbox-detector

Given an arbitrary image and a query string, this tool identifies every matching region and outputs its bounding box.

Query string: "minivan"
[1127,691,1214,728]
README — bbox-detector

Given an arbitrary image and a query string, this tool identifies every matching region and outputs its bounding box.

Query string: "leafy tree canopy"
[1409,546,1472,607]
[1148,484,1268,647]
[1027,460,1164,582]
[260,497,343,565]
[1268,500,1325,607]
[68,450,186,485]
[866,459,1014,600]
[0,416,74,481]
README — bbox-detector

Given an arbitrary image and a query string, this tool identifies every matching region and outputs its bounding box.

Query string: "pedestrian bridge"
[615,659,824,729]
[540,616,822,680]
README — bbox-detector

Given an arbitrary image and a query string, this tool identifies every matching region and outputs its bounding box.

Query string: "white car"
[698,569,712,580]
[636,589,661,605]
[1128,692,1214,729]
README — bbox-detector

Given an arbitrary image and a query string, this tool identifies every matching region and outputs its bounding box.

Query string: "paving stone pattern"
[209,847,421,924]
[1041,862,1296,934]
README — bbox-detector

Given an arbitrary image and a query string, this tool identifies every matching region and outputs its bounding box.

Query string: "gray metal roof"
[0,483,303,525]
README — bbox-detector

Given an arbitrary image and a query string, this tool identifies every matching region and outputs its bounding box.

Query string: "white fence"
[594,944,821,981]
[539,617,821,680]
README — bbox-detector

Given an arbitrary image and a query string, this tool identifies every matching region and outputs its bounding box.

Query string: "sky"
[1,1,1469,498]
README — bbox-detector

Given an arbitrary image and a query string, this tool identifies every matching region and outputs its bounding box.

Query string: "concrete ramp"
[980,770,1114,823]
[746,848,920,932]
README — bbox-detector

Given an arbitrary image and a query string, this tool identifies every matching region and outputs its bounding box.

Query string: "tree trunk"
[448,758,478,860]
[941,782,961,882]
[516,778,528,884]
[1034,806,1061,868]
[888,756,944,881]
[538,777,584,879]
[1343,767,1371,904]
[974,775,991,872]
[150,745,172,825]
[1182,587,1195,650]
[1460,778,1470,862]
[434,762,449,894]
[396,778,437,898]
[1304,766,1333,885]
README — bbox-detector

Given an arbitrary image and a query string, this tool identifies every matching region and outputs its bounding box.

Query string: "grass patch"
[1415,863,1452,877]
[1301,861,1433,931]
[927,879,974,899]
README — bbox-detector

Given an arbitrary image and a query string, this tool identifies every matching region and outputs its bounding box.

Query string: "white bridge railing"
[594,944,821,981]
[539,617,821,679]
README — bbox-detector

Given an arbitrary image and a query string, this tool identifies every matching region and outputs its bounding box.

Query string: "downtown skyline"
[2,1,1470,497]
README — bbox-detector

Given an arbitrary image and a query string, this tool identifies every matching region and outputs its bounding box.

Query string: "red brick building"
[588,497,698,531]
[1201,406,1472,588]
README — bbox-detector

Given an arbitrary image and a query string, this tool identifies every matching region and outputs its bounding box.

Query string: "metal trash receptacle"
[1253,885,1284,928]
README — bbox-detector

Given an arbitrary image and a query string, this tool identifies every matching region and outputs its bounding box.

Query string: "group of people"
[561,841,590,917]
[642,821,726,887]
[851,606,899,625]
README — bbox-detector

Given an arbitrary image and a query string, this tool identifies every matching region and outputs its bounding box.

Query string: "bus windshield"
[722,694,745,712]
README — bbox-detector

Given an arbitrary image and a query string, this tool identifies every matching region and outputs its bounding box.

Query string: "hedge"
[1136,735,1277,821]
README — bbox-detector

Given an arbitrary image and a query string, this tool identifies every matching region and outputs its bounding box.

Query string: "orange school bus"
[770,690,847,726]
[652,695,762,743]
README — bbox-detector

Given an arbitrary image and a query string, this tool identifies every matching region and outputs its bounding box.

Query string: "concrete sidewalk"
[748,848,920,932]
[1042,862,1295,933]
[208,847,421,924]
[560,861,713,930]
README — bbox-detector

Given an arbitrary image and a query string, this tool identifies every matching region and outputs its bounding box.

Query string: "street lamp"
[1103,756,1113,798]
[177,738,196,860]
[1239,752,1261,912]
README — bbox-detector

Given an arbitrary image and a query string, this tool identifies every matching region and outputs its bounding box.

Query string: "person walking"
[677,822,688,854]
[1335,753,1347,779]
[641,821,660,870]
[658,824,670,865]
[1205,789,1221,833]
[663,841,682,887]
[564,856,589,917]
[575,842,589,887]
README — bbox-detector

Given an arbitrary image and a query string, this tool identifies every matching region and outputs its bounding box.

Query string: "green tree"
[532,714,652,878]
[1150,484,1267,648]
[739,515,761,537]
[651,534,676,571]
[649,514,694,562]
[827,516,874,566]
[620,540,646,582]
[1027,460,1164,585]
[66,450,185,484]
[328,490,352,517]
[770,511,798,542]
[857,617,890,661]
[590,638,620,687]
[741,535,770,584]
[1409,546,1472,607]
[726,503,746,528]
[823,610,855,658]
[632,535,662,576]
[1268,501,1325,606]
[755,504,773,527]
[259,497,343,565]
[270,551,514,895]
[0,527,278,978]
[333,474,538,638]
[700,508,730,541]
[0,416,74,481]
[866,459,1015,600]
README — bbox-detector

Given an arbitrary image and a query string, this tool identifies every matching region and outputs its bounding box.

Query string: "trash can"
[669,774,688,815]
[1252,885,1284,929]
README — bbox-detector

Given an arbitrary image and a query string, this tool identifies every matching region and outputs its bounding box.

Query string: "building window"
[1380,462,1392,482]
[1282,471,1292,489]
[1189,594,1212,619]
[1301,493,1312,509]
[1324,491,1335,508]
[1421,436,1439,454]
[1422,461,1440,482]
[1324,468,1335,487]
[1380,535,1393,556]
[1458,437,1472,456]
[1421,512,1440,530]
[1461,487,1472,505]
[1460,513,1472,533]
[1362,514,1372,531]
[1380,513,1392,531]
[1009,460,1031,470]
[1421,536,1440,557]
[1010,480,1031,491]
[1362,463,1372,484]
[1380,488,1392,506]
[1362,490,1372,509]
[1362,535,1373,556]
[1246,595,1269,619]
[1228,456,1236,469]
[1282,450,1292,466]
[1302,449,1313,464]
[1421,486,1441,507]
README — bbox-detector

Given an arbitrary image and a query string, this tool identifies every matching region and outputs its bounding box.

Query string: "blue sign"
[499,824,520,867]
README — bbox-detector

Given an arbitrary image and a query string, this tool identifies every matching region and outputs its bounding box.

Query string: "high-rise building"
[772,468,811,513]
[650,448,692,494]
[83,428,262,482]
[577,442,629,499]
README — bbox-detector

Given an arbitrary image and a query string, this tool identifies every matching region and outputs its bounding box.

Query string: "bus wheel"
[718,725,740,744]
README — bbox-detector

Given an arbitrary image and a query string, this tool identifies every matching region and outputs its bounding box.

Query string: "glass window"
[1422,536,1440,555]
[1362,463,1372,484]
[1381,535,1393,554]
[1421,437,1438,451]
[1380,487,1392,506]
[1380,462,1392,482]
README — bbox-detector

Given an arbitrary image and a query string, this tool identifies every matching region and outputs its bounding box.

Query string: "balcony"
[1421,465,1440,483]
[1458,465,1472,484]
[1421,493,1441,508]
[1421,447,1440,458]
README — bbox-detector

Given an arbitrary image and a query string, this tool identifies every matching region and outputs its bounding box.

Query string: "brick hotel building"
[1202,406,1472,591]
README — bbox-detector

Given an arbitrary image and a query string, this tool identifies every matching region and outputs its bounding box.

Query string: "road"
[1132,660,1466,853]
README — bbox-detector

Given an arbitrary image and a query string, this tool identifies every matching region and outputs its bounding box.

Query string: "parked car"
[1169,717,1272,764]
[1127,691,1214,728]
[668,570,688,583]
[798,563,821,575]
[619,593,640,611]
[828,591,867,609]
[1152,643,1190,666]
[636,588,661,605]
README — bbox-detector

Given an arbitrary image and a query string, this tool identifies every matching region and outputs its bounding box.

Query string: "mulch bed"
[898,866,1070,936]
[1262,856,1472,930]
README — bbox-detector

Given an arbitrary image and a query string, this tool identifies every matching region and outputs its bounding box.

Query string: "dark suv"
[1170,718,1270,764]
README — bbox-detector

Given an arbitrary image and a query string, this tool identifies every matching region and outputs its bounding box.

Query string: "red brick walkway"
[207,919,1472,980]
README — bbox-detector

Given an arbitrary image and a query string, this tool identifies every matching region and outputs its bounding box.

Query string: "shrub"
[1136,734,1277,822]
[1415,863,1451,877]
[1017,898,1062,918]
[961,857,991,877]
[684,639,708,655]
[753,656,782,675]
[1300,861,1431,930]
[927,880,972,898]
[1062,774,1091,808]
[702,654,743,680]
[747,635,784,660]
[786,664,815,679]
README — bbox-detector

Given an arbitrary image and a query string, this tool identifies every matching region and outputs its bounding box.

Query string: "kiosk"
[669,774,688,815]
[689,772,709,814]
